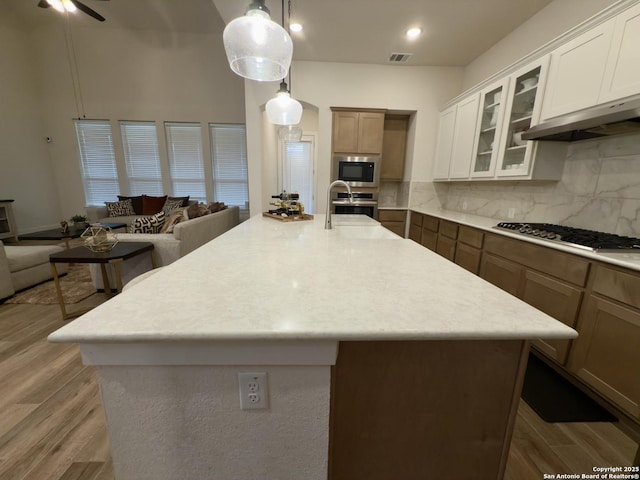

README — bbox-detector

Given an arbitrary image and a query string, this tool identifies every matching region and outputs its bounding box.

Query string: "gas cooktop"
[494,222,640,253]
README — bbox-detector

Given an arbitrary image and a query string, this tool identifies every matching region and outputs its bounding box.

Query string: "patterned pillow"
[162,198,184,215]
[129,211,166,234]
[105,199,135,217]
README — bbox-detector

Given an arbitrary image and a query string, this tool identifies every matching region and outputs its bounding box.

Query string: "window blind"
[165,123,206,202]
[210,124,249,210]
[120,121,163,196]
[284,141,313,212]
[75,120,119,206]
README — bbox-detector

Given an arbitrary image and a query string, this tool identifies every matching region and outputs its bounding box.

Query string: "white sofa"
[0,240,68,300]
[90,206,240,290]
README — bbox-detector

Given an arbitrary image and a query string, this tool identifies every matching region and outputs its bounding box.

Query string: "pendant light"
[223,0,293,82]
[265,0,302,125]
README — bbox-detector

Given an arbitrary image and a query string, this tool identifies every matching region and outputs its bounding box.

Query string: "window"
[165,123,206,203]
[210,124,249,211]
[120,121,163,196]
[75,120,119,206]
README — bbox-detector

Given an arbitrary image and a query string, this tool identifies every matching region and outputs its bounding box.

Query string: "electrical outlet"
[508,207,516,219]
[238,372,269,410]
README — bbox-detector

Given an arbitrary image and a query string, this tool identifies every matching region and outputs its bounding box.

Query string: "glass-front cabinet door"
[470,80,508,178]
[496,58,549,177]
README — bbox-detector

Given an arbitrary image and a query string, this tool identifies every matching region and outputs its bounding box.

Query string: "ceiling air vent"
[389,53,413,63]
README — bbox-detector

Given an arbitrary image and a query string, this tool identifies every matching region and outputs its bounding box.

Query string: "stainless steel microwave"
[333,155,381,187]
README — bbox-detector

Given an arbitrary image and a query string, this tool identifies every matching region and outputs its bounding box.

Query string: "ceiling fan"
[37,0,109,22]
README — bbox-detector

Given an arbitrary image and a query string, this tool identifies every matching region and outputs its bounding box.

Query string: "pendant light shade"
[223,1,293,82]
[266,81,303,125]
[278,125,303,142]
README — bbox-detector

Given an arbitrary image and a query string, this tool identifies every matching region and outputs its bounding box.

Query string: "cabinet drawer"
[381,222,405,237]
[409,224,422,243]
[458,226,484,249]
[479,253,523,297]
[592,264,640,310]
[423,215,439,233]
[454,243,482,275]
[523,271,583,364]
[410,211,423,227]
[439,220,458,239]
[484,234,590,286]
[378,210,406,222]
[421,229,438,251]
[436,235,456,261]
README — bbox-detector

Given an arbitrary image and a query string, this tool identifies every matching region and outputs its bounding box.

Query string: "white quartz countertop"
[49,214,576,344]
[411,206,640,272]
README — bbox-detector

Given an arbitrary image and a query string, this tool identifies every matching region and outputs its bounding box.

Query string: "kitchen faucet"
[325,180,353,229]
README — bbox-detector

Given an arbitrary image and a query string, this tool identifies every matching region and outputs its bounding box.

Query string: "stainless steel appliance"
[332,191,378,219]
[495,222,640,253]
[333,155,381,188]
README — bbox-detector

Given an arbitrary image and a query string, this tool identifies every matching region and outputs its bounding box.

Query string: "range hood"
[522,98,640,142]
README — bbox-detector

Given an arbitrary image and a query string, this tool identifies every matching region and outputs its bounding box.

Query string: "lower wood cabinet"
[409,212,423,243]
[378,209,406,237]
[410,212,640,426]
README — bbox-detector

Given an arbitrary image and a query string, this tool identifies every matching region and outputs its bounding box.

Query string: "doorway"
[280,134,316,213]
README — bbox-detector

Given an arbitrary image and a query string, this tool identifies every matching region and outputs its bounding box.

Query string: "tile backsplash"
[410,131,640,237]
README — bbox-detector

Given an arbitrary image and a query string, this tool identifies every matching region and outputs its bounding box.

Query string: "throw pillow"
[162,198,184,215]
[197,203,211,217]
[105,199,135,217]
[168,195,190,207]
[185,202,200,219]
[159,210,185,234]
[118,195,144,215]
[142,195,168,215]
[129,211,166,234]
[207,202,228,213]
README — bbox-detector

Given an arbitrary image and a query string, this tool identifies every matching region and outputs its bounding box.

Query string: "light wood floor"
[0,296,637,480]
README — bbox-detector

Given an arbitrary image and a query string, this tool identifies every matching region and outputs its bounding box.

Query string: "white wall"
[0,12,62,233]
[2,16,245,233]
[244,62,463,217]
[462,0,619,90]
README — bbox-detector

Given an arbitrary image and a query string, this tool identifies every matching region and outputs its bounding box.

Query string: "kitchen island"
[49,214,576,480]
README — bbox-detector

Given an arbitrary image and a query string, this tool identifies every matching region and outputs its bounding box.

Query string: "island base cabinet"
[329,340,529,480]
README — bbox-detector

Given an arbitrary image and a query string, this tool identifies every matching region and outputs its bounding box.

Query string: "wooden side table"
[0,199,18,242]
[49,242,156,320]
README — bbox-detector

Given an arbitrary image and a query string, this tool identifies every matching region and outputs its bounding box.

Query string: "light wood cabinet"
[568,265,640,420]
[0,201,17,242]
[332,109,385,154]
[380,115,408,181]
[378,209,406,237]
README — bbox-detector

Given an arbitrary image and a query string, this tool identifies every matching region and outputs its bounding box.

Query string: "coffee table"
[19,222,127,249]
[49,241,155,320]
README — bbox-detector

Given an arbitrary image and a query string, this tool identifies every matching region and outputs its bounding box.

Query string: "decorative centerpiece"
[70,214,89,230]
[81,225,119,252]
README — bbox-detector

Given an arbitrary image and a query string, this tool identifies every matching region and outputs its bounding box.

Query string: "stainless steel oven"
[333,155,381,188]
[332,191,378,219]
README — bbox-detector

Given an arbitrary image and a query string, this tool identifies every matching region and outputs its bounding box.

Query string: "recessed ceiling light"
[290,23,303,33]
[406,27,422,39]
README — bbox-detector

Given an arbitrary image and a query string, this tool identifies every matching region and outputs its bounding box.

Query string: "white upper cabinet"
[470,80,509,178]
[600,2,640,103]
[496,59,548,178]
[432,105,457,180]
[450,94,480,179]
[540,19,615,120]
[542,2,640,120]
